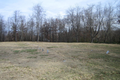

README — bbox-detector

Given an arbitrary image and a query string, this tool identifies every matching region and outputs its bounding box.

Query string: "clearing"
[0,42,120,80]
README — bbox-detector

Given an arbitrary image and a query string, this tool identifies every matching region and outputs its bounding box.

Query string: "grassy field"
[0,42,120,80]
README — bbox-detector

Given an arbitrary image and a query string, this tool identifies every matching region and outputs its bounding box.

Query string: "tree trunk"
[91,35,94,43]
[37,32,39,42]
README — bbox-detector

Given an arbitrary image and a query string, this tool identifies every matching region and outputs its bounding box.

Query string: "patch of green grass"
[25,49,38,54]
[39,55,48,56]
[25,66,30,69]
[21,49,38,54]
[74,51,82,53]
[89,53,120,66]
[13,50,20,54]
[113,50,120,54]
[30,52,39,54]
[2,66,14,69]
[90,67,120,80]
[47,46,58,48]
[109,46,120,54]
[87,52,120,80]
[92,44,120,55]
[71,55,79,59]
[13,49,38,54]
[27,56,37,58]
[92,71,120,80]
[89,53,109,59]
[21,49,37,53]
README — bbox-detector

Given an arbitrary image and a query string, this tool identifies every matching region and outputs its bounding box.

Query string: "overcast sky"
[0,0,119,20]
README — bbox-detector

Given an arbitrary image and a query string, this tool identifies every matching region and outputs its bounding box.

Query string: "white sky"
[0,0,119,20]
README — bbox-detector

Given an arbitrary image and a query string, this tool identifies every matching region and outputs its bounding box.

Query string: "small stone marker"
[42,49,44,51]
[91,50,93,51]
[63,60,66,62]
[47,50,49,53]
[106,50,109,54]
[39,47,41,50]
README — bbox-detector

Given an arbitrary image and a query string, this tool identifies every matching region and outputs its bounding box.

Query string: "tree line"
[0,3,120,43]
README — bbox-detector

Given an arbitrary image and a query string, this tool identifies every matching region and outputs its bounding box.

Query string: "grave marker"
[63,60,66,62]
[47,50,49,53]
[106,50,109,54]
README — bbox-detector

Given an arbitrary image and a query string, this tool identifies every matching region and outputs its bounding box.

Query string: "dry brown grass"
[0,42,120,80]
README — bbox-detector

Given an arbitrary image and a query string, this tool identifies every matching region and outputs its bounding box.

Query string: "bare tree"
[42,19,50,41]
[103,4,114,43]
[74,7,82,42]
[117,3,120,24]
[6,17,12,41]
[85,5,94,42]
[66,8,76,41]
[11,10,20,41]
[84,4,103,43]
[58,18,66,42]
[49,18,58,42]
[0,14,5,41]
[66,6,83,42]
[27,16,35,41]
[33,4,44,42]
[19,15,26,41]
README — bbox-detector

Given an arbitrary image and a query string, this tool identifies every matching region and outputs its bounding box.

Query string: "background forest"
[0,3,120,43]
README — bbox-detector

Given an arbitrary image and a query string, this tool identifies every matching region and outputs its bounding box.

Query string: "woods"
[0,3,120,43]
